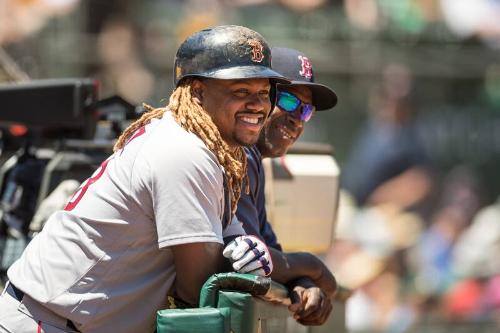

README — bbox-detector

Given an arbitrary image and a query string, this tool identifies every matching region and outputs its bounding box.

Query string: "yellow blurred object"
[176,13,219,45]
[334,251,386,290]
[382,205,424,249]
[278,0,326,12]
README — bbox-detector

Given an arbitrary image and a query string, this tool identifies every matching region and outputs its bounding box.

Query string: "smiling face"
[194,78,272,148]
[257,85,312,158]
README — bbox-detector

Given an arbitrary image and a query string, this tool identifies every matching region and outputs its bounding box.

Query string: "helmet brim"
[280,81,338,111]
[186,65,291,84]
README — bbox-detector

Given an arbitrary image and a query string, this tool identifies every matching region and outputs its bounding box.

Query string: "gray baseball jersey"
[7,112,233,332]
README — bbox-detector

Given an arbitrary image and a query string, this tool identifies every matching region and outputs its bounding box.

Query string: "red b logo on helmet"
[248,39,264,63]
[298,55,312,79]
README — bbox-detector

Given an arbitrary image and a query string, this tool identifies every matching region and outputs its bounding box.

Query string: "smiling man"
[190,78,271,147]
[235,47,340,326]
[0,26,288,333]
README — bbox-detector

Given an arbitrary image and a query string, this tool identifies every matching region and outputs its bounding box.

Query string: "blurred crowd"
[326,64,500,332]
[2,0,500,103]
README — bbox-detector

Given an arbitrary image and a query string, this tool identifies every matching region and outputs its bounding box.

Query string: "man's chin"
[234,135,260,147]
[263,140,288,158]
[268,148,288,158]
[269,137,294,155]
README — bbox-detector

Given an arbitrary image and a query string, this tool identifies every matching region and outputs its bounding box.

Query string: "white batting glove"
[223,235,273,276]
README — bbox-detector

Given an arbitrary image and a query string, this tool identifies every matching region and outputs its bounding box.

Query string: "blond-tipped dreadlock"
[114,78,247,216]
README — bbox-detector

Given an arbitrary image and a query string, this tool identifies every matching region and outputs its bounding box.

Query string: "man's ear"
[191,79,204,104]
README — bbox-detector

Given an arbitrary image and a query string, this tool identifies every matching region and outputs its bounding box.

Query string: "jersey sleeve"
[222,215,246,239]
[256,168,282,251]
[236,146,282,250]
[138,139,224,248]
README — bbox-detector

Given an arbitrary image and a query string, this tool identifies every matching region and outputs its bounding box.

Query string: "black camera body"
[0,78,99,138]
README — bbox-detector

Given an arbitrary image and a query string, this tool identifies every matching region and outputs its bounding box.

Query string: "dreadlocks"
[114,78,247,216]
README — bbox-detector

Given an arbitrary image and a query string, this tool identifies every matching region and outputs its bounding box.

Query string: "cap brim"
[194,66,291,84]
[281,81,338,111]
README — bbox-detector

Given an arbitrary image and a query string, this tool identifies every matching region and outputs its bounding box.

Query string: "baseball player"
[0,25,287,333]
[235,47,340,325]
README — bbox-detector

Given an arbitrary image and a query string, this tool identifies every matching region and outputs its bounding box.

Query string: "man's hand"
[288,279,333,326]
[223,235,273,276]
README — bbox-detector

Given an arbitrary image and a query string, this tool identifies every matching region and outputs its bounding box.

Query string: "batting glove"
[223,235,273,276]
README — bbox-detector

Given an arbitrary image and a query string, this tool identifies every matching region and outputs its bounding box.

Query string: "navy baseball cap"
[271,47,338,111]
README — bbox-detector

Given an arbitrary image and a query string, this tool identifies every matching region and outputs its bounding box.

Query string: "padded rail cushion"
[157,307,230,333]
[218,291,290,333]
[200,272,289,307]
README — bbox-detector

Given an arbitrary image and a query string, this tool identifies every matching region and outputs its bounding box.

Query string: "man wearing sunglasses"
[234,47,339,326]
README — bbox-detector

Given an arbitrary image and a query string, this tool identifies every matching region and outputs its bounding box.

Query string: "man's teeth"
[241,116,259,124]
[279,127,293,139]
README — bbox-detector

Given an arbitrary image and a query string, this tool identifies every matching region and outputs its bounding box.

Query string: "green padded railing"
[199,272,290,307]
[157,273,291,333]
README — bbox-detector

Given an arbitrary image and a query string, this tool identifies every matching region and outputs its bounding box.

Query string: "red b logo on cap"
[248,39,264,63]
[298,55,312,79]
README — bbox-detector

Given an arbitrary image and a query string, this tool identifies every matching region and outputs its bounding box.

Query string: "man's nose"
[246,94,270,113]
[287,110,304,127]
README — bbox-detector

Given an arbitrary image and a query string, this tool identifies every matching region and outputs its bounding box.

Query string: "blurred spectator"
[344,0,379,31]
[412,206,465,300]
[337,203,423,259]
[329,243,418,333]
[452,198,500,280]
[0,0,79,45]
[327,199,424,332]
[441,198,500,324]
[278,0,327,12]
[411,166,484,306]
[341,64,434,211]
[442,276,500,329]
[440,0,500,49]
[436,166,483,224]
[176,13,220,44]
[94,17,154,104]
[344,0,442,34]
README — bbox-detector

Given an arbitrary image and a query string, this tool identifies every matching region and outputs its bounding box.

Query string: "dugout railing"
[157,272,348,333]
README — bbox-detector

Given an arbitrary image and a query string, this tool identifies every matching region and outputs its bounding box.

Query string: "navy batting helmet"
[173,25,289,86]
